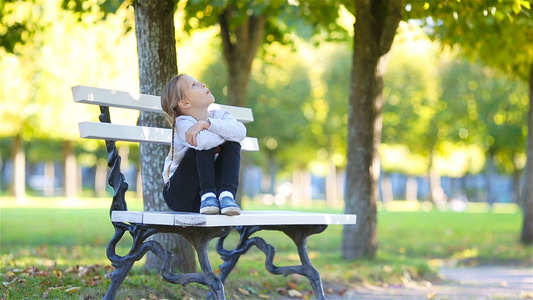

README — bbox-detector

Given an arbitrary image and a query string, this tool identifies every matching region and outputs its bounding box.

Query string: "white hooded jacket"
[162,109,246,183]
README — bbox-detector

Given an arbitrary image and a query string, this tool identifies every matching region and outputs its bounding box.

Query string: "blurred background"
[0,0,529,212]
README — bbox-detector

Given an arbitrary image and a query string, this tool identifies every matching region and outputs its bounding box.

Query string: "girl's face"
[180,75,215,108]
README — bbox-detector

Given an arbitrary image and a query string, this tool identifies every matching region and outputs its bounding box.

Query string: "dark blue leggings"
[162,141,241,212]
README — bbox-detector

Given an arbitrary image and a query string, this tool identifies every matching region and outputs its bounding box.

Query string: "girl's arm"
[206,110,247,142]
[176,116,225,150]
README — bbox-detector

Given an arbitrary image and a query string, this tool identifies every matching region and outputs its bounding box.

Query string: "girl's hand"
[186,120,210,147]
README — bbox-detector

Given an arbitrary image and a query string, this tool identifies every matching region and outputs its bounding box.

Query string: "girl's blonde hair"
[161,74,186,180]
[161,74,186,125]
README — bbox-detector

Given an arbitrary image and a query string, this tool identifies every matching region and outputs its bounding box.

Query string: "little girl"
[160,74,246,216]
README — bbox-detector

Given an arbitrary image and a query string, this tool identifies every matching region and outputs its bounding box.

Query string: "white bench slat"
[72,85,254,123]
[112,210,357,227]
[78,121,259,151]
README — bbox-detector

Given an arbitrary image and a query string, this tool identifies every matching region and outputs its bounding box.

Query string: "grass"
[1,197,531,299]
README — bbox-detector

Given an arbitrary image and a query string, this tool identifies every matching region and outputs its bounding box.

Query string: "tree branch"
[219,8,233,62]
[378,0,404,55]
[246,14,266,67]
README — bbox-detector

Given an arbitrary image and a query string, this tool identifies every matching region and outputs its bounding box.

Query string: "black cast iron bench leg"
[164,226,232,300]
[104,223,232,300]
[216,225,328,300]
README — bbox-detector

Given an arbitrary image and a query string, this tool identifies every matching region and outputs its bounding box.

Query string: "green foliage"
[61,0,123,18]
[183,0,348,48]
[440,57,528,174]
[0,0,49,54]
[407,0,532,80]
[381,23,528,176]
[0,0,138,153]
[383,24,442,158]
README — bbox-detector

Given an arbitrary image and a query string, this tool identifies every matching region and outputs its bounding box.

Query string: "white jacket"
[162,109,246,183]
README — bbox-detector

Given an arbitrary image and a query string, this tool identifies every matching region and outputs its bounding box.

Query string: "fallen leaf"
[288,289,302,298]
[287,281,298,289]
[258,294,270,299]
[275,287,287,295]
[238,287,250,296]
[338,288,348,296]
[37,270,50,277]
[427,292,437,299]
[52,269,62,278]
[66,287,81,294]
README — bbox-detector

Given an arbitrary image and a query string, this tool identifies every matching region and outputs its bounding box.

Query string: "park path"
[334,266,532,299]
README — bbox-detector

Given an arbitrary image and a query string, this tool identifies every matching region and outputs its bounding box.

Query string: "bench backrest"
[72,85,259,151]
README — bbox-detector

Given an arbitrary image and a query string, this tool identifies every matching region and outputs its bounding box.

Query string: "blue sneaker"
[200,197,220,214]
[220,196,241,216]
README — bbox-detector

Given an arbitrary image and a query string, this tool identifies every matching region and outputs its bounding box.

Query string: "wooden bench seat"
[112,210,357,227]
[72,85,356,300]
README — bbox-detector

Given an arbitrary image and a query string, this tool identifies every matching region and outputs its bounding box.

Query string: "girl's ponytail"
[161,74,185,183]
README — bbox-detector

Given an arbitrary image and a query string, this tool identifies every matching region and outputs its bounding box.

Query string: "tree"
[1,0,50,199]
[183,1,278,107]
[183,0,346,108]
[439,58,528,204]
[341,0,404,259]
[409,0,533,243]
[382,25,446,205]
[1,0,110,199]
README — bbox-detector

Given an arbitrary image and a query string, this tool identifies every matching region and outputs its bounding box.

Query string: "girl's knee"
[224,141,241,151]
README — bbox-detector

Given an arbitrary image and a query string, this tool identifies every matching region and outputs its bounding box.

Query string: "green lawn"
[1,197,531,299]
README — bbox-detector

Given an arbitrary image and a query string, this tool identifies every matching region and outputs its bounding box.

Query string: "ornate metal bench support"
[160,226,232,300]
[104,222,231,300]
[217,225,328,300]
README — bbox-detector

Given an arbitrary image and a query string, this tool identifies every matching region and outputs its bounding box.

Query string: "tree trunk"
[136,165,143,199]
[95,160,108,197]
[63,140,77,199]
[406,176,417,201]
[429,151,446,209]
[342,0,404,260]
[134,0,196,273]
[511,159,521,204]
[520,64,533,245]
[44,161,55,197]
[381,174,394,204]
[12,135,26,201]
[219,8,266,107]
[485,152,496,207]
[268,151,277,195]
[326,159,339,207]
[291,167,312,207]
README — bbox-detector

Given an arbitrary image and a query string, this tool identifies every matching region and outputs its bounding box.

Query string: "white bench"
[72,85,356,300]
